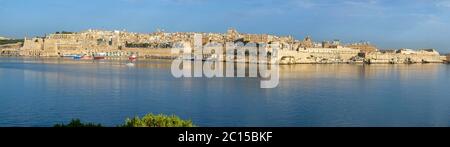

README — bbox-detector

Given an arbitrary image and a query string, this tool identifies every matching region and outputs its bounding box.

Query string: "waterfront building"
[345,42,378,53]
[366,48,443,64]
[0,42,22,56]
[0,28,442,64]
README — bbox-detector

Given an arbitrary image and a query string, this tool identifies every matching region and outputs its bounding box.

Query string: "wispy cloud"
[1,0,450,51]
[286,0,380,9]
[291,0,317,8]
[120,0,206,5]
[343,0,378,6]
[435,0,450,8]
[159,0,206,5]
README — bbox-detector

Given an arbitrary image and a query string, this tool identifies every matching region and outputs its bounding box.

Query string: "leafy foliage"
[54,119,102,127]
[122,113,195,127]
[55,31,74,34]
[0,39,24,45]
[54,114,195,127]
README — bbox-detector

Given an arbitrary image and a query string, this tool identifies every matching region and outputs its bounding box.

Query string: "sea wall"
[366,52,444,64]
[0,42,22,56]
[276,47,360,64]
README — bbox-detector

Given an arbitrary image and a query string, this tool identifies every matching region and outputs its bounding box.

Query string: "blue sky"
[1,0,450,52]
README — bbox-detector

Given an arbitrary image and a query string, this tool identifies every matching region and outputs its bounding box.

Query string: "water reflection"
[0,57,449,127]
[279,64,443,81]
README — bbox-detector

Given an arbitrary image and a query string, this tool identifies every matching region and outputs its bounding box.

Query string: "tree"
[54,119,102,127]
[122,113,195,127]
[53,113,196,127]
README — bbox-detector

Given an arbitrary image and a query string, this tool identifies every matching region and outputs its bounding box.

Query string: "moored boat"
[81,55,93,60]
[73,55,82,60]
[92,53,107,60]
[62,54,82,58]
[94,56,105,60]
[129,54,137,60]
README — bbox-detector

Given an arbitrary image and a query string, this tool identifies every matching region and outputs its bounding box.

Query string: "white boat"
[126,62,135,67]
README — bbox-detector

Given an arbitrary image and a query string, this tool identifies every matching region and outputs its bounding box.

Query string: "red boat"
[129,54,137,60]
[94,56,105,60]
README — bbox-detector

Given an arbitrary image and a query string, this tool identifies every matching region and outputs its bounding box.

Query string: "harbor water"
[0,57,449,127]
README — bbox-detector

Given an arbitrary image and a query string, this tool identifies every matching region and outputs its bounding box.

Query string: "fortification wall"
[276,48,360,64]
[0,43,22,56]
[366,53,443,64]
[124,48,179,58]
[22,38,43,50]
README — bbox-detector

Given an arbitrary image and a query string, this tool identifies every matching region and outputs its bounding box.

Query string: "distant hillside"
[0,37,24,45]
[0,36,10,40]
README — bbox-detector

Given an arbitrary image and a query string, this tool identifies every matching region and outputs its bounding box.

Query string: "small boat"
[81,55,93,60]
[189,55,203,61]
[72,55,82,60]
[94,56,105,60]
[180,55,194,61]
[62,54,79,58]
[126,62,135,67]
[204,54,218,62]
[129,54,137,60]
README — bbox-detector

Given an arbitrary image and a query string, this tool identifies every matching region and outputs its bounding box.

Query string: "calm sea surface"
[0,57,449,127]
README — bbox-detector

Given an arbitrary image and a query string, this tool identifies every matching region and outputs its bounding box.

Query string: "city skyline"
[1,0,450,52]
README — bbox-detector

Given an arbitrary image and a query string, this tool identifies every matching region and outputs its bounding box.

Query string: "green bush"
[54,114,195,127]
[0,39,24,45]
[123,113,195,127]
[54,119,102,127]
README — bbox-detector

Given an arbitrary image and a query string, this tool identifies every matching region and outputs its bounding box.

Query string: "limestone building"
[14,28,446,64]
